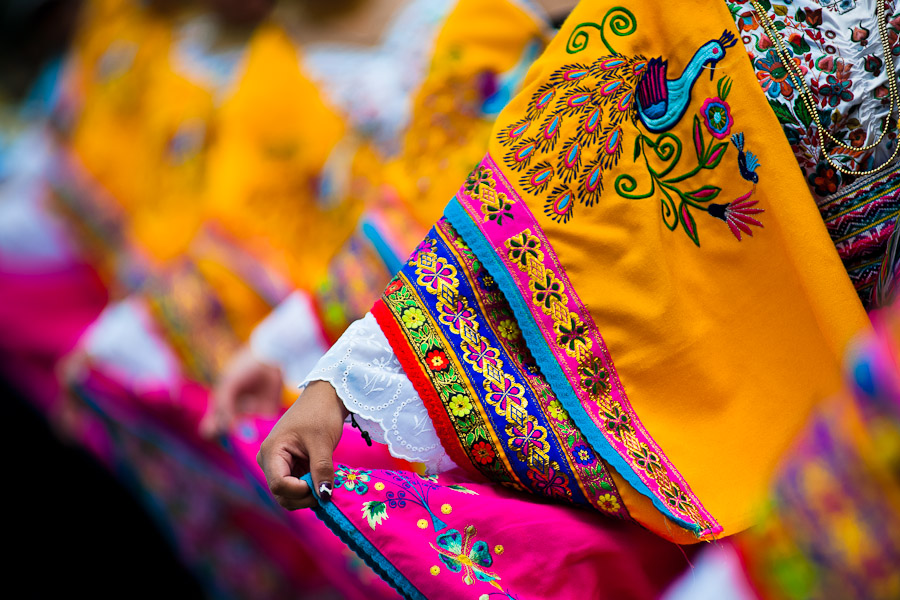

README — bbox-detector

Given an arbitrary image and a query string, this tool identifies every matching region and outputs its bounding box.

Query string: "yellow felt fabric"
[66,1,215,265]
[485,0,869,537]
[127,64,213,263]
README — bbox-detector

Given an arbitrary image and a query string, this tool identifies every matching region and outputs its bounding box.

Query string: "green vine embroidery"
[615,116,728,246]
[566,7,637,55]
[613,75,760,247]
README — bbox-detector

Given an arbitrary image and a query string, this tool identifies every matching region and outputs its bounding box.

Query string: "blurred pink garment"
[0,262,107,411]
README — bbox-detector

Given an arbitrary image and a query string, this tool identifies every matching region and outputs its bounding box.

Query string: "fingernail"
[319,481,332,501]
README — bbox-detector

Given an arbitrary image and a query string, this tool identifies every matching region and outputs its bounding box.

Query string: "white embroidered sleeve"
[301,312,457,474]
[249,291,331,388]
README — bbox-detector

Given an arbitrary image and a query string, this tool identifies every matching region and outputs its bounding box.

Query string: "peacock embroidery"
[495,7,759,245]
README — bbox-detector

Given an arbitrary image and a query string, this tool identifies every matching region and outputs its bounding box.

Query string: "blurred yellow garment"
[53,0,550,383]
[133,20,355,382]
[65,0,213,265]
[388,0,548,230]
[128,65,212,264]
[66,0,164,209]
[150,21,360,379]
[204,23,352,292]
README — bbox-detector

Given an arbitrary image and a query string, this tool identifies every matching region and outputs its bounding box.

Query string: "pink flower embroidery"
[707,191,764,241]
[463,338,500,370]
[438,299,475,331]
[409,238,436,263]
[700,97,733,140]
[526,466,570,499]
[508,419,548,458]
[416,258,456,293]
[486,376,525,414]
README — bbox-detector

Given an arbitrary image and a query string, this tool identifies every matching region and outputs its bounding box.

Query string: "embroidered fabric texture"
[249,291,330,387]
[728,0,900,198]
[301,312,456,474]
[816,160,900,307]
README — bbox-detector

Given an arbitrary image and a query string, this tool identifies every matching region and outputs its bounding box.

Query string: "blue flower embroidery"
[819,74,854,108]
[572,444,595,466]
[334,465,371,495]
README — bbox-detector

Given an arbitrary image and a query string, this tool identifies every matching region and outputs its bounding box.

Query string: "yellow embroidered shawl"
[371,0,869,542]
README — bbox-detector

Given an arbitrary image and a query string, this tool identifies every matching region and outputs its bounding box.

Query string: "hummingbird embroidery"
[730,132,760,184]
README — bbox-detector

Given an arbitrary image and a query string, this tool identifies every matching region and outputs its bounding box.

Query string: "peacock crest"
[497,10,738,226]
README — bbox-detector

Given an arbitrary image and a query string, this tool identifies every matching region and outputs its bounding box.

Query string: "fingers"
[203,350,285,439]
[198,405,227,439]
[258,445,318,510]
[254,381,345,511]
[257,438,336,508]
[274,479,318,510]
[306,435,336,503]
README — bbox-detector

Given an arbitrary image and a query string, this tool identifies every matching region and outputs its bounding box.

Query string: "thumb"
[307,434,337,502]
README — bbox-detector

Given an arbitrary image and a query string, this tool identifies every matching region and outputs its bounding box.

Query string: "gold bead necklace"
[750,0,900,176]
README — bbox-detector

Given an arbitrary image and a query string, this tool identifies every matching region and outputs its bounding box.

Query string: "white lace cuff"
[249,291,330,388]
[302,312,456,474]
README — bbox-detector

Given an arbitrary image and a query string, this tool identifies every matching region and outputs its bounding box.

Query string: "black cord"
[349,413,373,446]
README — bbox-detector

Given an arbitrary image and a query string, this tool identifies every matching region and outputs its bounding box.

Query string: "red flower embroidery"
[385,279,403,295]
[849,128,866,148]
[426,350,450,371]
[526,466,570,499]
[809,162,840,196]
[471,441,495,464]
[850,23,870,45]
[803,8,822,27]
[736,11,759,32]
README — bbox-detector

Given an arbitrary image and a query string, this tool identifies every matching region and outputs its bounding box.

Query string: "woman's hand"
[257,380,348,509]
[201,346,284,438]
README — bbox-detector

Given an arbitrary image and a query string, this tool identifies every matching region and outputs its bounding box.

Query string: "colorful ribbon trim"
[374,219,627,516]
[448,153,721,536]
